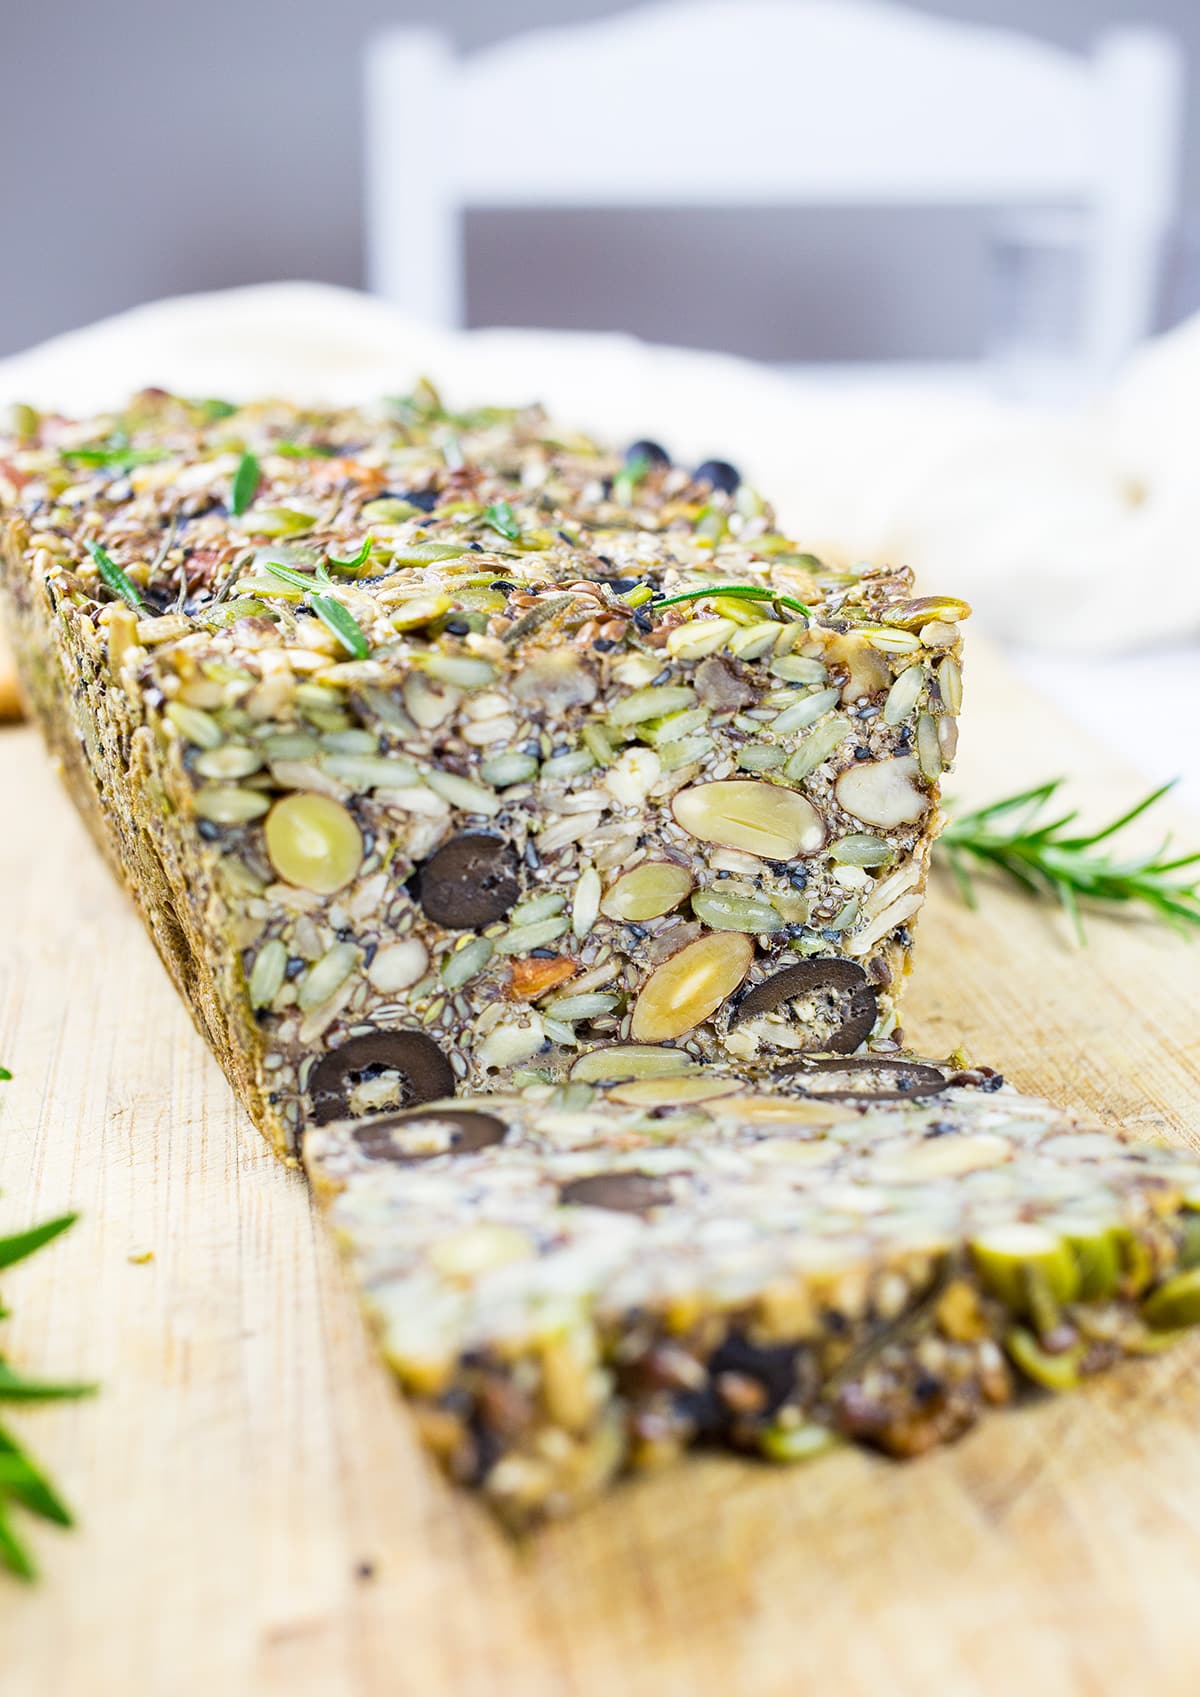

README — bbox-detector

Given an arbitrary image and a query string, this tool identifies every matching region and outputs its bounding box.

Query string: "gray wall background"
[3,0,1198,361]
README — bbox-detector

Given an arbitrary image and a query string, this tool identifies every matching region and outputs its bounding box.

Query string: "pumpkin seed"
[247,938,288,1010]
[609,684,696,727]
[691,889,781,933]
[772,687,841,733]
[783,715,853,781]
[882,664,926,726]
[441,936,495,989]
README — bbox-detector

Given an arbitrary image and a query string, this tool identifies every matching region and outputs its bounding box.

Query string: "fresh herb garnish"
[0,1209,95,1580]
[61,432,166,471]
[325,535,374,573]
[0,1067,10,1082]
[0,1363,96,1402]
[651,583,813,620]
[939,779,1200,941]
[83,540,143,611]
[260,562,371,659]
[309,595,370,659]
[259,559,315,593]
[231,452,260,517]
[0,1213,76,1273]
[483,500,521,543]
[0,1435,72,1530]
[196,398,237,421]
[613,452,652,507]
[385,378,445,426]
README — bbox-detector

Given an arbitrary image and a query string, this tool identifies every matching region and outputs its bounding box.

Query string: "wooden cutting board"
[1,640,1198,1697]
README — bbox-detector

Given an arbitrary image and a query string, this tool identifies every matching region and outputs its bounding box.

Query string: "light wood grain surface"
[1,641,1198,1697]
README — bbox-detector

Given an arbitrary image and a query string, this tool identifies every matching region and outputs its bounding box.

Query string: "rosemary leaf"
[0,1427,72,1527]
[938,778,1200,938]
[0,1214,76,1274]
[231,452,260,517]
[483,500,520,543]
[62,434,166,471]
[613,452,651,506]
[0,1361,97,1403]
[325,535,373,573]
[0,1208,92,1580]
[83,541,143,611]
[274,441,336,459]
[0,1497,35,1581]
[309,595,370,660]
[261,558,316,593]
[652,583,812,620]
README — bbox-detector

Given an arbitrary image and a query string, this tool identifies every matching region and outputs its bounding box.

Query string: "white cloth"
[2,280,1199,653]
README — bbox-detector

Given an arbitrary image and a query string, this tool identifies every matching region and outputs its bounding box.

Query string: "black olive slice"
[308,1029,455,1124]
[778,1055,948,1102]
[624,439,670,469]
[352,1106,507,1163]
[730,959,877,1055]
[558,1172,673,1214]
[692,458,740,495]
[417,833,519,929]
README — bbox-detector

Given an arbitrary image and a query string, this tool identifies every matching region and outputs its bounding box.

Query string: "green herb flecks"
[274,441,337,459]
[309,595,370,660]
[260,561,371,659]
[60,432,166,472]
[325,535,373,573]
[939,779,1200,942]
[260,559,316,593]
[0,1209,95,1580]
[83,540,143,611]
[483,500,521,543]
[651,583,813,621]
[0,1067,10,1082]
[231,452,260,517]
[613,452,652,507]
[384,378,445,426]
[195,398,237,421]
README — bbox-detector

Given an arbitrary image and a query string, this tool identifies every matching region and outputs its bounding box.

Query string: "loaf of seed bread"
[0,389,966,1157]
[305,1057,1200,1528]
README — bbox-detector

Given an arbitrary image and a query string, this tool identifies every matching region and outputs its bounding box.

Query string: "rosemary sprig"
[939,779,1200,941]
[651,582,813,620]
[261,561,371,659]
[0,1185,96,1581]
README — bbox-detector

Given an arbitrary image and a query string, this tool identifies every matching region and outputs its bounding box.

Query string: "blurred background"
[5,0,1200,359]
[2,0,1198,805]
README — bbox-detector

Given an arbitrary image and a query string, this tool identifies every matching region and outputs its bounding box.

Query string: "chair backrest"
[365,0,1183,366]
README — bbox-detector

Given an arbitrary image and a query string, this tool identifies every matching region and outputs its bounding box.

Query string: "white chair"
[364,0,1182,370]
